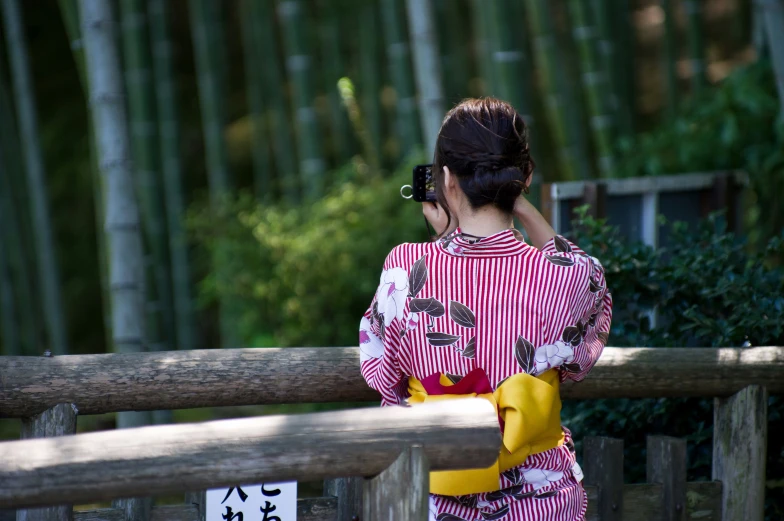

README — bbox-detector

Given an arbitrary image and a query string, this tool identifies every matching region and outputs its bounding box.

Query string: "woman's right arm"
[513,196,556,250]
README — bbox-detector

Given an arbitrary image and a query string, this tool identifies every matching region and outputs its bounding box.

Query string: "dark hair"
[431,97,534,236]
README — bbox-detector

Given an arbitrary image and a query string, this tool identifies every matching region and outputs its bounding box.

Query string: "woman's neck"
[454,205,513,238]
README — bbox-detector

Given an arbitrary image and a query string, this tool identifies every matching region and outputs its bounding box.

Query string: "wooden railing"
[1,345,782,521]
[0,399,500,519]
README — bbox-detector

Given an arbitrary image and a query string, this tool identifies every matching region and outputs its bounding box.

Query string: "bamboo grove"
[0,0,779,363]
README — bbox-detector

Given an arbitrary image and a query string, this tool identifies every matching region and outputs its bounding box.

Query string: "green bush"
[614,60,784,247]
[188,161,429,347]
[190,165,784,517]
[565,209,784,519]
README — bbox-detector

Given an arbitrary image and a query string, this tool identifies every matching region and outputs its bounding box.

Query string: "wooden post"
[363,446,429,521]
[17,403,77,521]
[183,492,205,521]
[324,478,362,521]
[109,499,150,521]
[581,181,607,220]
[712,385,767,521]
[647,435,686,521]
[582,436,623,521]
[540,182,556,229]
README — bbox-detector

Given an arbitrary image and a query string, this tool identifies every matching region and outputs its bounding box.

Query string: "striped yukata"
[359,228,613,521]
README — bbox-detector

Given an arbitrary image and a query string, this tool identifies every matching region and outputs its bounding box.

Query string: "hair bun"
[458,165,525,214]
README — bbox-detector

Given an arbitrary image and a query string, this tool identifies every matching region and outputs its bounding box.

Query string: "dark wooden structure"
[1,345,779,521]
[540,170,747,248]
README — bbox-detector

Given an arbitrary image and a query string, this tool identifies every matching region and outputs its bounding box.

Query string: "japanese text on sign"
[206,482,297,521]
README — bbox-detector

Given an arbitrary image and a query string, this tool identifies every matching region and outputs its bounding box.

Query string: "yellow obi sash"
[408,368,564,496]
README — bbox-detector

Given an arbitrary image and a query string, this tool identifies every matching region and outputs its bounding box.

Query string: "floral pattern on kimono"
[359,230,613,521]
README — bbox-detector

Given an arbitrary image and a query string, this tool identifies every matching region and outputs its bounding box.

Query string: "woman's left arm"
[540,235,613,382]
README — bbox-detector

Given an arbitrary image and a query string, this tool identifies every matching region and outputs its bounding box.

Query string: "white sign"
[206,482,297,521]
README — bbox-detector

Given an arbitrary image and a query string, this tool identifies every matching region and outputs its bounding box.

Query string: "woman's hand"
[422,201,451,235]
[513,195,537,222]
[513,196,556,250]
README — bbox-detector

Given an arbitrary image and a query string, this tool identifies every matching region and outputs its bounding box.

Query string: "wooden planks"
[583,436,624,521]
[647,436,687,521]
[72,497,338,521]
[324,477,362,521]
[712,385,767,521]
[0,399,500,509]
[17,403,77,521]
[363,445,429,520]
[70,483,720,521]
[583,481,722,521]
[2,346,783,417]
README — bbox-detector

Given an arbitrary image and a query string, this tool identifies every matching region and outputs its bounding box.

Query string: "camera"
[400,164,436,202]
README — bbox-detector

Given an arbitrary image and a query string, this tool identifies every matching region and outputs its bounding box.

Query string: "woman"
[359,98,612,521]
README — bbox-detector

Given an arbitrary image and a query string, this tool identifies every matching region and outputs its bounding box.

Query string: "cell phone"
[400,164,436,202]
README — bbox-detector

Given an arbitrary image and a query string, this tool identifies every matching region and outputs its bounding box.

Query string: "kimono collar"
[438,227,530,258]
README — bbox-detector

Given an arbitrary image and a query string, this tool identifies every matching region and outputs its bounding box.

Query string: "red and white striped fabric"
[359,228,613,521]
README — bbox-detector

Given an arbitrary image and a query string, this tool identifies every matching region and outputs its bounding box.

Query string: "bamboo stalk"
[761,0,784,119]
[278,0,326,199]
[488,0,539,151]
[188,0,239,349]
[380,0,422,157]
[257,0,299,198]
[752,0,768,58]
[566,0,615,176]
[148,0,197,352]
[320,0,354,165]
[661,0,678,118]
[434,0,471,103]
[684,0,706,94]
[0,37,38,355]
[58,0,114,351]
[0,147,20,356]
[471,0,498,96]
[1,0,69,354]
[590,0,620,118]
[405,0,445,157]
[80,0,152,430]
[120,0,175,355]
[247,0,299,202]
[239,0,275,200]
[358,0,383,169]
[188,0,232,197]
[612,0,636,136]
[524,0,583,180]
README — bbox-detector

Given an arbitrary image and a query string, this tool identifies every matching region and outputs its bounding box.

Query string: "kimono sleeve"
[359,246,408,406]
[542,235,613,382]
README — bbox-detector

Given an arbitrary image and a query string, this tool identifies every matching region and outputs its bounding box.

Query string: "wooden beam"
[363,445,429,520]
[583,436,623,521]
[0,399,500,509]
[324,477,362,521]
[17,403,77,521]
[109,499,150,521]
[583,481,721,521]
[647,436,687,521]
[713,385,767,521]
[1,346,782,418]
[72,497,338,521]
[182,492,204,521]
[0,347,378,417]
[71,482,720,521]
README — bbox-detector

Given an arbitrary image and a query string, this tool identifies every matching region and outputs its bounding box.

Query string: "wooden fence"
[540,170,748,247]
[1,345,781,521]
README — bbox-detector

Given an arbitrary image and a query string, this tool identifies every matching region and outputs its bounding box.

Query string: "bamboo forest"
[1,0,784,517]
